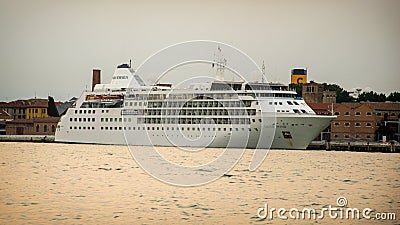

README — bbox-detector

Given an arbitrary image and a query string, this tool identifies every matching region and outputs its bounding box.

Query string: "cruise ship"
[55,63,335,149]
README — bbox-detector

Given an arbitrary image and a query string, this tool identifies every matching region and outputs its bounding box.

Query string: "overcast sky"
[0,0,399,101]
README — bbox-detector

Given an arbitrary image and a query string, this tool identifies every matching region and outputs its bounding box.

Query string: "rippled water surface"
[0,142,399,224]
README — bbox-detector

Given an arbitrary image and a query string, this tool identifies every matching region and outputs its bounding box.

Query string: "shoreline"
[0,135,399,152]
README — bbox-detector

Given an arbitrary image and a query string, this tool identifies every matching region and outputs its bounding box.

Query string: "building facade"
[302,82,336,104]
[6,117,60,135]
[330,102,400,142]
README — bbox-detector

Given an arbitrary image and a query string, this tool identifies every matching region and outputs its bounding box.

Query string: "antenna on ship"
[213,46,226,81]
[261,61,266,83]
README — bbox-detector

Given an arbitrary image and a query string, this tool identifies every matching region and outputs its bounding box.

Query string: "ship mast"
[214,46,227,81]
[261,60,266,83]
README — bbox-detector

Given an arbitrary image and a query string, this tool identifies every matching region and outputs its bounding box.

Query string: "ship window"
[119,118,122,122]
[83,127,86,130]
[119,127,122,130]
[106,110,109,113]
[83,118,86,122]
[110,118,113,122]
[74,126,77,129]
[279,102,282,105]
[78,126,81,130]
[102,110,104,113]
[252,119,256,123]
[301,110,307,113]
[274,102,277,105]
[287,101,293,105]
[277,110,280,112]
[88,110,91,114]
[293,109,300,113]
[75,110,78,114]
[79,118,82,122]
[70,118,72,122]
[293,101,299,105]
[101,118,104,122]
[92,118,95,122]
[171,127,174,131]
[79,110,82,114]
[105,127,108,130]
[137,127,140,130]
[101,127,103,130]
[269,102,272,105]
[70,126,72,129]
[259,119,262,122]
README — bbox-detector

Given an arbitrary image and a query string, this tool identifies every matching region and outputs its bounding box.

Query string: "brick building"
[302,81,336,104]
[330,102,400,142]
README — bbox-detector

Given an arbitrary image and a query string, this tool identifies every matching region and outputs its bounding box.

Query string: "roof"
[0,98,48,109]
[334,102,400,111]
[0,109,12,120]
[308,103,332,111]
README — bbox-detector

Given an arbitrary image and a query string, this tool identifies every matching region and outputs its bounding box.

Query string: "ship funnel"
[92,69,101,91]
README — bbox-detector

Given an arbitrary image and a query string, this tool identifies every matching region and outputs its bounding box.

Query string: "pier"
[308,141,400,153]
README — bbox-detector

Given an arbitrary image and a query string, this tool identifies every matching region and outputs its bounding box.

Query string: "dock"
[308,141,400,153]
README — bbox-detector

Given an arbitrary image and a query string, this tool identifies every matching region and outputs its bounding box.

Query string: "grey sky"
[1,0,399,101]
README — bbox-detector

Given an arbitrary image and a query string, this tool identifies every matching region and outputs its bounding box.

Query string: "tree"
[288,83,302,97]
[357,91,386,102]
[387,92,400,102]
[322,83,354,103]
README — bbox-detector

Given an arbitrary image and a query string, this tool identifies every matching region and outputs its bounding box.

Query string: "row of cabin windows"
[98,126,259,132]
[70,126,95,130]
[101,118,123,122]
[73,109,111,114]
[145,109,255,116]
[139,117,251,125]
[334,122,373,127]
[75,109,96,114]
[36,124,56,133]
[70,118,95,122]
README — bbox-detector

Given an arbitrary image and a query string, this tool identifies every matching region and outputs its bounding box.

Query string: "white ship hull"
[55,108,334,149]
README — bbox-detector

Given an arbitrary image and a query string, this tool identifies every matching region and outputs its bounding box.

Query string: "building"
[302,81,337,104]
[0,98,49,120]
[330,102,400,142]
[0,109,13,135]
[308,103,334,141]
[6,117,60,135]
